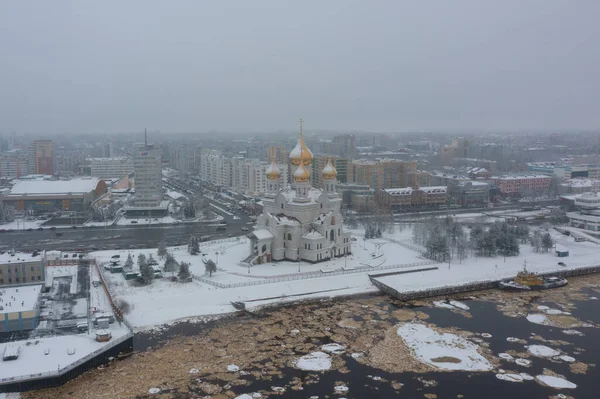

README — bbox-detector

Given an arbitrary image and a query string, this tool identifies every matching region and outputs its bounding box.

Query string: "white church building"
[248,125,352,264]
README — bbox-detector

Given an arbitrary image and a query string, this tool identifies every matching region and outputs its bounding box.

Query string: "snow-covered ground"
[93,226,600,329]
[0,219,46,230]
[397,323,492,371]
[374,230,599,294]
[116,215,179,226]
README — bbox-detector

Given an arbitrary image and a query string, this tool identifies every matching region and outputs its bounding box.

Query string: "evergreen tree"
[164,253,179,276]
[157,240,167,259]
[183,200,196,219]
[124,253,134,269]
[139,257,154,284]
[147,254,157,265]
[188,236,200,255]
[541,232,554,252]
[137,253,147,269]
[178,261,191,281]
[205,259,217,277]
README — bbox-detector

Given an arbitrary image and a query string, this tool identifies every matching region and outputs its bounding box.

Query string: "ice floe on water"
[148,388,161,394]
[545,308,570,315]
[496,373,524,382]
[556,355,575,363]
[433,300,470,311]
[449,300,470,310]
[537,305,550,311]
[515,358,532,367]
[506,337,521,343]
[562,329,584,336]
[334,385,349,393]
[526,313,549,325]
[227,364,240,372]
[271,386,285,393]
[351,352,364,359]
[520,373,534,381]
[528,345,560,358]
[189,368,200,374]
[480,333,492,338]
[235,395,253,399]
[321,343,346,354]
[397,323,492,371]
[498,353,514,361]
[293,351,332,371]
[535,375,577,389]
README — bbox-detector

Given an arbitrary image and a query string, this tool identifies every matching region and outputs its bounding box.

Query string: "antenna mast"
[144,128,148,147]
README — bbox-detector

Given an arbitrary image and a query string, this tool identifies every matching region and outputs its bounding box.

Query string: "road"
[0,212,252,252]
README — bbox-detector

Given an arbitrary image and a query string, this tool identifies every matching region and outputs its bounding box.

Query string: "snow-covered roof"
[492,175,551,181]
[9,178,102,196]
[166,190,185,200]
[0,284,42,313]
[560,178,600,188]
[303,230,324,239]
[313,211,332,224]
[383,186,447,196]
[0,251,43,264]
[275,213,300,226]
[249,229,273,241]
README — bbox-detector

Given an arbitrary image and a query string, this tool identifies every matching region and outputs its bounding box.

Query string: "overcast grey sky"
[1,1,599,134]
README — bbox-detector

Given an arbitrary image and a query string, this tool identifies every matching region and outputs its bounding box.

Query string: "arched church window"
[281,203,284,209]
[287,233,292,241]
[320,203,323,209]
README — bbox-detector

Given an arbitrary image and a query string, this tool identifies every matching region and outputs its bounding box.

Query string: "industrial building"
[1,178,107,211]
[0,284,43,332]
[0,251,46,287]
[377,186,447,209]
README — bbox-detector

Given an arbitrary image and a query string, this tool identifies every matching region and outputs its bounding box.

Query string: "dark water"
[134,293,600,399]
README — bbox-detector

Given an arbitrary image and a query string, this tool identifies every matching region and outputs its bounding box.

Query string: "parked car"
[558,262,566,267]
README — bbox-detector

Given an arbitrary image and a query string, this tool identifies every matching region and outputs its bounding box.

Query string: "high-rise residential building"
[200,151,233,187]
[347,159,417,191]
[89,157,134,179]
[134,144,162,206]
[28,140,53,175]
[440,138,469,166]
[332,134,357,158]
[171,146,198,174]
[311,155,348,188]
[231,158,288,195]
[101,139,114,158]
[54,150,87,175]
[0,150,27,178]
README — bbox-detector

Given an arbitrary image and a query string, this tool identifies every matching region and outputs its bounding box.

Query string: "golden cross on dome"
[299,118,303,135]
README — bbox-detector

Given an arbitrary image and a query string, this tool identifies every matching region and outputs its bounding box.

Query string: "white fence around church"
[192,260,437,289]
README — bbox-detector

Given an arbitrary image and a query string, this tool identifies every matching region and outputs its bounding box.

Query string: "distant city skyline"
[1,1,599,134]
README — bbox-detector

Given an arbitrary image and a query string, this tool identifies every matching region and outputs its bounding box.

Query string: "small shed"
[555,244,569,257]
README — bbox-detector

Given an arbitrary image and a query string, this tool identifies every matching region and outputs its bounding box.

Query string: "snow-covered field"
[374,229,599,294]
[93,226,600,329]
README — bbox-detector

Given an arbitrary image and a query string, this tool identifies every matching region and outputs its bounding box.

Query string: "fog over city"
[1,0,600,134]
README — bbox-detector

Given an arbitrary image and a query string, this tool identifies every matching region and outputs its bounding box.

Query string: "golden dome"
[266,158,281,180]
[294,162,310,183]
[322,158,337,179]
[289,132,313,166]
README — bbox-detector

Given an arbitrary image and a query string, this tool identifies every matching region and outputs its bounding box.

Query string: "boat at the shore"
[499,261,568,291]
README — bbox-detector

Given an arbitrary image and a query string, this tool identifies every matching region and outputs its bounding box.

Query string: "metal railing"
[192,260,436,289]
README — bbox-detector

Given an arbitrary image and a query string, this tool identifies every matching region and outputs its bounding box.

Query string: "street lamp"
[297,248,300,272]
[215,251,219,265]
